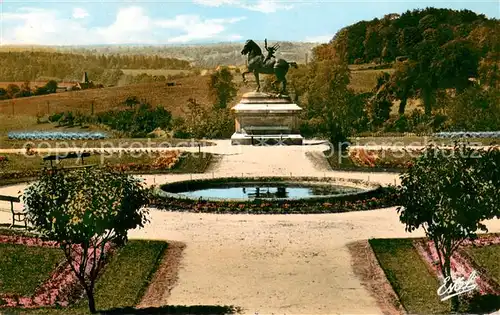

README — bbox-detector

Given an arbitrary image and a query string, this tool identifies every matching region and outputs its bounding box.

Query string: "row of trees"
[44,66,237,139]
[0,80,60,100]
[315,8,496,64]
[0,51,191,82]
[285,8,499,140]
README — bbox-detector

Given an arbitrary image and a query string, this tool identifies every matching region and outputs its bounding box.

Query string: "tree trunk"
[86,286,96,313]
[422,87,434,116]
[398,96,407,115]
[444,256,459,312]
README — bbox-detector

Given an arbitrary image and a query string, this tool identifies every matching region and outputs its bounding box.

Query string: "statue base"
[230,92,303,145]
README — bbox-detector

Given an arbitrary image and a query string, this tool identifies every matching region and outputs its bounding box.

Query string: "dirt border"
[347,240,406,315]
[138,240,186,308]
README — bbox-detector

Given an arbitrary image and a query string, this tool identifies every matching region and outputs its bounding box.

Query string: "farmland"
[121,69,194,77]
[0,76,226,118]
[0,64,393,134]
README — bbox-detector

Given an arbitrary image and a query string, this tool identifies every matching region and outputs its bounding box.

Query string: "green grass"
[0,243,64,296]
[369,238,450,314]
[77,240,168,311]
[465,245,500,284]
[12,240,168,314]
[350,136,498,146]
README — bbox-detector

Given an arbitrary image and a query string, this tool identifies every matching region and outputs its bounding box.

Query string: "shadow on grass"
[99,305,241,315]
[461,294,500,314]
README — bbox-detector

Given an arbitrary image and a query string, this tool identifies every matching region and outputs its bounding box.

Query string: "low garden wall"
[152,176,399,214]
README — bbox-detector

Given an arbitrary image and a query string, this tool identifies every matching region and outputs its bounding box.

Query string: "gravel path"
[2,140,498,314]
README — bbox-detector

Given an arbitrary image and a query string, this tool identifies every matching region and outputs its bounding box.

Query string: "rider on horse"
[263,39,279,67]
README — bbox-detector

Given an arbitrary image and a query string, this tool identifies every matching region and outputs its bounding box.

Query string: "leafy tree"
[6,84,20,99]
[444,86,500,131]
[478,52,500,88]
[34,86,49,96]
[418,14,438,30]
[208,66,237,109]
[45,80,58,93]
[434,39,480,91]
[398,27,422,56]
[391,60,417,114]
[18,81,32,97]
[23,167,151,313]
[367,72,392,126]
[364,26,383,62]
[398,145,499,310]
[97,100,172,137]
[304,59,354,146]
[0,88,7,100]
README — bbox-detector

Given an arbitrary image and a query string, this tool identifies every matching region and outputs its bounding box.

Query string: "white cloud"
[304,34,334,43]
[241,1,294,13]
[192,0,237,7]
[1,6,245,45]
[156,15,246,43]
[72,8,89,19]
[193,0,294,13]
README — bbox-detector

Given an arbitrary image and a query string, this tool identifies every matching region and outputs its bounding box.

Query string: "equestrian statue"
[241,39,298,96]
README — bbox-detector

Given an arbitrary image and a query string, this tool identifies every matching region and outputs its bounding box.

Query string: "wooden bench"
[0,195,26,228]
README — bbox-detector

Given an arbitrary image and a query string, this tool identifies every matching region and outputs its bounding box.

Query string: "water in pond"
[177,183,363,199]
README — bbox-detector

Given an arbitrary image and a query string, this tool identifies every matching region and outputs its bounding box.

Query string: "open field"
[0,76,219,118]
[349,68,395,92]
[121,69,194,77]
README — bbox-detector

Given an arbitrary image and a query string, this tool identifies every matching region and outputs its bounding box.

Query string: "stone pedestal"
[230,92,303,145]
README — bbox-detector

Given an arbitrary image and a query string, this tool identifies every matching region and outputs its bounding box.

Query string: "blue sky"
[0,0,498,45]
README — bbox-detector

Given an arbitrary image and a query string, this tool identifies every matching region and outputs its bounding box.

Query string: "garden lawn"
[465,244,500,284]
[369,238,450,314]
[0,243,64,296]
[19,240,168,314]
[350,136,498,146]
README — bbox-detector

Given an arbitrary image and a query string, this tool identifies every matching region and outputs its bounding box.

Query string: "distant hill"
[2,41,318,68]
[314,8,499,64]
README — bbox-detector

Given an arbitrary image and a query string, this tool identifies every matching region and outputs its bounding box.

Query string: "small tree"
[397,145,498,310]
[209,66,237,109]
[45,80,59,94]
[6,84,20,99]
[23,167,150,313]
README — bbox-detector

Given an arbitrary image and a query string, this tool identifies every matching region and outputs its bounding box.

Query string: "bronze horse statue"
[241,39,298,95]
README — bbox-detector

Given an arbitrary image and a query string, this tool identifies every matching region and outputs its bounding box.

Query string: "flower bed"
[0,234,114,309]
[414,235,500,299]
[434,131,500,139]
[8,131,107,140]
[108,150,181,172]
[151,177,399,214]
[348,148,417,169]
